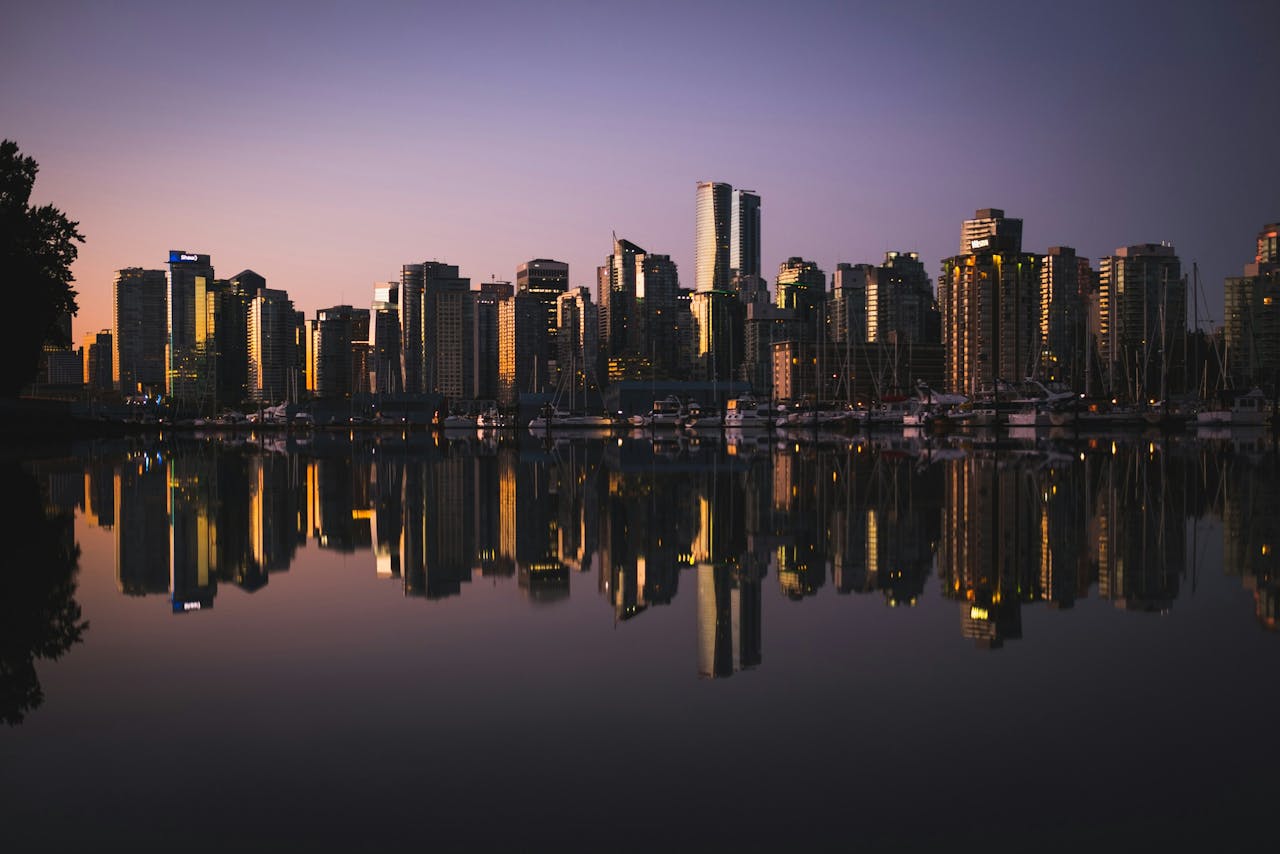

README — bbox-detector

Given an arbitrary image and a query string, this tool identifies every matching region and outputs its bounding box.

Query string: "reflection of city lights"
[1264,545,1271,556]
[1111,441,1117,455]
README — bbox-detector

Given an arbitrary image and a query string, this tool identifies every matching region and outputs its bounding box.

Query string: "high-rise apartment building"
[597,237,650,380]
[82,329,112,391]
[1095,243,1184,401]
[938,209,1040,396]
[730,189,761,279]
[310,305,369,398]
[370,282,400,395]
[1224,223,1280,392]
[248,288,297,403]
[866,251,939,345]
[113,267,167,394]
[473,281,512,401]
[557,287,597,395]
[696,181,733,293]
[829,263,871,346]
[516,259,569,373]
[775,257,826,335]
[498,292,547,406]
[1039,247,1091,390]
[400,261,474,401]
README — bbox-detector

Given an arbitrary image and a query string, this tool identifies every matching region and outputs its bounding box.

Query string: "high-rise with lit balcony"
[938,209,1040,396]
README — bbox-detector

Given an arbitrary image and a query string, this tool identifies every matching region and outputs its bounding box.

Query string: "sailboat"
[527,350,615,433]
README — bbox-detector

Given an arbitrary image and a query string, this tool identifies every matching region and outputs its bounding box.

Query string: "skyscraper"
[422,262,473,402]
[730,189,761,280]
[516,259,569,373]
[866,251,938,345]
[82,329,112,391]
[695,181,732,293]
[112,267,167,394]
[1095,243,1184,401]
[598,237,644,378]
[166,250,214,400]
[399,264,426,394]
[370,282,400,396]
[1039,247,1091,390]
[473,280,512,401]
[1224,223,1280,392]
[248,288,297,403]
[557,287,597,396]
[938,209,1040,396]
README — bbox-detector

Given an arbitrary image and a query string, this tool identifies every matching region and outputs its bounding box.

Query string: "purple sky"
[3,0,1277,341]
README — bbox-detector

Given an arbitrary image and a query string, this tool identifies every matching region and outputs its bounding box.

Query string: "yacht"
[528,404,615,432]
[630,395,685,429]
[724,395,774,429]
[1196,388,1269,428]
[476,405,510,429]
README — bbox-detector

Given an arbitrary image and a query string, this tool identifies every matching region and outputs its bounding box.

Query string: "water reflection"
[21,431,1280,689]
[1,462,87,725]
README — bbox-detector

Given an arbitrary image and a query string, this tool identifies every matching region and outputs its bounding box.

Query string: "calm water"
[4,430,1279,849]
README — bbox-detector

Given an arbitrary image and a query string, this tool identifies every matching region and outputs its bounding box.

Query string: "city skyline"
[3,2,1276,341]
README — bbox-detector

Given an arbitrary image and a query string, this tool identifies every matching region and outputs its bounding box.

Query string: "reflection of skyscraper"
[938,454,1035,648]
[1222,451,1280,630]
[1091,448,1184,611]
[168,452,217,613]
[115,454,169,595]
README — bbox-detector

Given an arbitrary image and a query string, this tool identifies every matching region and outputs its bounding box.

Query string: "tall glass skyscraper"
[730,189,761,279]
[695,181,732,293]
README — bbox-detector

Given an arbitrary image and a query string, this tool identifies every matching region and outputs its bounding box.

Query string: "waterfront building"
[473,280,512,402]
[82,329,112,392]
[696,181,732,293]
[867,251,938,345]
[829,263,871,347]
[516,259,569,375]
[310,305,369,398]
[1039,247,1092,390]
[1224,223,1280,392]
[165,251,215,401]
[1095,243,1184,402]
[775,257,826,336]
[557,287,597,396]
[248,288,297,403]
[498,292,549,406]
[938,209,1040,396]
[423,262,474,402]
[691,288,744,382]
[112,267,167,394]
[370,282,401,396]
[730,189,761,280]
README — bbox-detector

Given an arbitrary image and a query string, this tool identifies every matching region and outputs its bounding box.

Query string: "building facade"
[113,267,167,394]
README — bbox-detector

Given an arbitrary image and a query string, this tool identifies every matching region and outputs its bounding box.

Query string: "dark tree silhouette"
[0,140,84,396]
[0,462,88,725]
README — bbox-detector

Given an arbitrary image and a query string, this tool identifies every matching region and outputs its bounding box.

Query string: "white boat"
[528,406,615,432]
[443,413,476,428]
[724,395,774,429]
[476,406,510,429]
[633,395,685,429]
[1196,388,1269,427]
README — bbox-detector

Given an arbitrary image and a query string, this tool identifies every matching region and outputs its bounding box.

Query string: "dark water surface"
[3,430,1278,849]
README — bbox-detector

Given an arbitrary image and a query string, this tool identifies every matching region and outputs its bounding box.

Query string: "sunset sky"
[3,0,1276,340]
